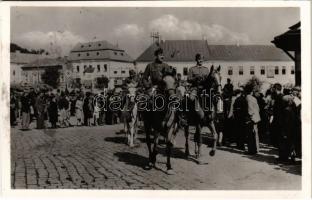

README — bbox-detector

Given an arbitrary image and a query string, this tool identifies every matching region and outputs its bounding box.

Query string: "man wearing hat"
[142,48,171,169]
[142,48,170,91]
[186,53,210,162]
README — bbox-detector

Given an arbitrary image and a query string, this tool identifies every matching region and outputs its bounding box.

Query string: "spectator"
[48,94,58,128]
[245,84,261,155]
[223,78,234,99]
[75,96,84,126]
[36,92,48,129]
[10,92,18,126]
[271,83,284,148]
[93,96,100,126]
[58,92,69,127]
[20,92,31,130]
[232,87,248,150]
[254,91,266,142]
[292,86,301,158]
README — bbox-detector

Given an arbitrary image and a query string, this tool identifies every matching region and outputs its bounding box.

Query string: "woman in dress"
[75,96,84,126]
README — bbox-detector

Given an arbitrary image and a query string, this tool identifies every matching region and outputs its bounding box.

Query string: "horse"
[121,85,139,147]
[181,65,223,163]
[141,68,178,175]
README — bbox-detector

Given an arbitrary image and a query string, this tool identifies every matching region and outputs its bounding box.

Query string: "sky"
[11,7,300,58]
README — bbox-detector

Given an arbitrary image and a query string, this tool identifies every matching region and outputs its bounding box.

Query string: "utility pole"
[150,32,160,44]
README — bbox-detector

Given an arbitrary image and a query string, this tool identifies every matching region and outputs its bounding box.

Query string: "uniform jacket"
[187,65,209,88]
[143,61,170,88]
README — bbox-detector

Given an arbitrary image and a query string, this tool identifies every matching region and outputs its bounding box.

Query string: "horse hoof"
[185,152,190,158]
[209,150,216,157]
[196,157,203,165]
[144,162,153,170]
[167,169,175,175]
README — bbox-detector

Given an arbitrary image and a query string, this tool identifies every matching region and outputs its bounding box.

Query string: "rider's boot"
[196,144,203,165]
[185,145,190,158]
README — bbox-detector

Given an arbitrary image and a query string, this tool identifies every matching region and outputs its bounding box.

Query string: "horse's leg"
[166,141,175,175]
[143,117,154,168]
[207,121,218,156]
[184,125,190,158]
[129,118,136,147]
[194,124,203,164]
[151,131,160,166]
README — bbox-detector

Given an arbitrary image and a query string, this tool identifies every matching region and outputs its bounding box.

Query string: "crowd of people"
[10,88,125,130]
[10,71,302,164]
[220,78,301,162]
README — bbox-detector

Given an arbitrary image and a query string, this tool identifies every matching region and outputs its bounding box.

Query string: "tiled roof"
[71,40,122,52]
[69,40,133,63]
[136,40,292,62]
[10,52,44,64]
[22,57,72,69]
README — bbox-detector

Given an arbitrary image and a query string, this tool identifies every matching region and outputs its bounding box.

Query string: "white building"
[21,57,71,89]
[10,51,44,84]
[68,40,134,89]
[136,40,295,90]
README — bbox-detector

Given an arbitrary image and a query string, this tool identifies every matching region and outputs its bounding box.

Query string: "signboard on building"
[266,66,274,78]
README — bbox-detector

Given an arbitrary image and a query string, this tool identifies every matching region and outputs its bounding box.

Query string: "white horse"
[122,85,138,147]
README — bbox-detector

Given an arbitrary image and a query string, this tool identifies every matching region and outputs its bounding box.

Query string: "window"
[78,53,80,57]
[97,65,100,72]
[104,64,107,72]
[183,67,188,76]
[88,44,91,47]
[291,66,295,74]
[84,65,87,69]
[282,66,286,75]
[81,45,84,48]
[114,71,118,74]
[13,70,15,76]
[114,79,118,85]
[260,66,265,75]
[250,66,255,75]
[98,43,101,47]
[121,70,126,74]
[120,52,124,56]
[86,53,90,56]
[114,52,117,55]
[228,66,233,75]
[96,52,100,56]
[76,66,80,72]
[239,66,243,75]
[275,66,279,75]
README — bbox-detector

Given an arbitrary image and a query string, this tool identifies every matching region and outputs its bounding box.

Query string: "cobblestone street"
[11,123,301,190]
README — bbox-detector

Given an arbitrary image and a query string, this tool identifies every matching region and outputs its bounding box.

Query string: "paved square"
[11,124,301,189]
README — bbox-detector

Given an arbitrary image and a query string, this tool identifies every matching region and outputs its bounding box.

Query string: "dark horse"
[141,68,178,175]
[181,65,223,163]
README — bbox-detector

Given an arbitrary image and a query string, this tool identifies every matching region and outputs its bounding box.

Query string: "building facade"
[68,40,134,89]
[21,57,71,89]
[136,40,295,91]
[10,51,44,84]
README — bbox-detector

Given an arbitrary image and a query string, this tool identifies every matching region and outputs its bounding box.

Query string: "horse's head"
[162,66,177,96]
[206,65,222,95]
[127,87,137,103]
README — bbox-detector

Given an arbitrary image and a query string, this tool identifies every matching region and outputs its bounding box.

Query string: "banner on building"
[266,66,274,78]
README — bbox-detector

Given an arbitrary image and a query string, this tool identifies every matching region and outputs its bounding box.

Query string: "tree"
[41,68,61,89]
[245,76,263,92]
[95,76,109,89]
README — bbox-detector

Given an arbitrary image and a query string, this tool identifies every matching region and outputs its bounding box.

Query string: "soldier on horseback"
[186,53,220,164]
[141,48,177,174]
